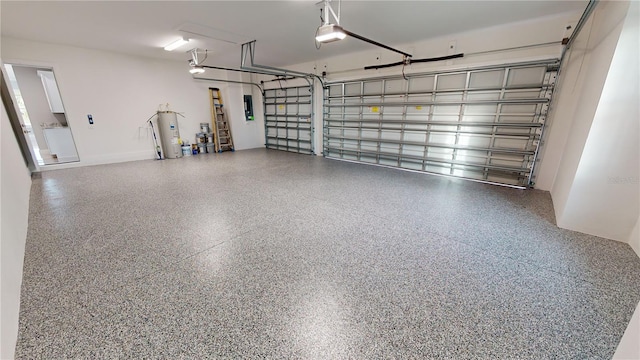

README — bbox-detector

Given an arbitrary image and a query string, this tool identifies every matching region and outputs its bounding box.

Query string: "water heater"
[157,111,183,159]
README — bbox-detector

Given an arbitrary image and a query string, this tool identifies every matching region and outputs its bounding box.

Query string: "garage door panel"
[433,105,461,114]
[437,73,467,90]
[493,138,529,150]
[504,90,543,99]
[361,143,378,152]
[465,104,498,116]
[323,60,558,187]
[363,81,382,95]
[344,83,360,96]
[501,104,538,114]
[428,133,456,144]
[400,160,423,170]
[409,76,435,92]
[380,132,401,141]
[427,148,454,159]
[507,67,546,87]
[404,132,427,143]
[359,129,377,139]
[402,144,425,156]
[436,93,464,102]
[461,115,495,123]
[264,85,314,154]
[459,135,491,148]
[469,70,505,89]
[467,92,501,101]
[407,95,432,103]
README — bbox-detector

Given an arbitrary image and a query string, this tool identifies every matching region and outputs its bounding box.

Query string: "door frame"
[1,59,79,170]
[1,66,37,172]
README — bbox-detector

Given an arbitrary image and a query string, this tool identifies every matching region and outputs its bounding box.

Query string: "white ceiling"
[1,1,587,68]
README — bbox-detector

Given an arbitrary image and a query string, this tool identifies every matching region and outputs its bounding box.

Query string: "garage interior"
[1,1,638,359]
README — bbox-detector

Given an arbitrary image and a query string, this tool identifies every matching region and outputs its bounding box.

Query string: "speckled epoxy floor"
[15,149,640,358]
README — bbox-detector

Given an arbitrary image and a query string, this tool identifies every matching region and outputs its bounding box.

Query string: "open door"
[3,63,79,166]
[1,68,36,172]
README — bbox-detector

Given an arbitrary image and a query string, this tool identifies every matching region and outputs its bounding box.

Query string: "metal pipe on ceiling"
[240,41,325,87]
[200,65,316,92]
[202,64,281,77]
[241,41,313,80]
[261,76,297,84]
[192,76,264,95]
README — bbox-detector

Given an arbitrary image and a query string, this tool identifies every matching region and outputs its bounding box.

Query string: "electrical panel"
[244,95,254,121]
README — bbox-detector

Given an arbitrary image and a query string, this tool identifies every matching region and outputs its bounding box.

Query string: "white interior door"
[3,63,79,166]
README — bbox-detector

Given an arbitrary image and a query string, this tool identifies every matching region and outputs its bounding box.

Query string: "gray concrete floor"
[15,149,640,358]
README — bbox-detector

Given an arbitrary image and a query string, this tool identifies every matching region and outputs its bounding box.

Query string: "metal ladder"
[209,87,234,153]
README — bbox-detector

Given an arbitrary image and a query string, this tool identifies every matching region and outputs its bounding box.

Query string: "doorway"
[3,64,79,166]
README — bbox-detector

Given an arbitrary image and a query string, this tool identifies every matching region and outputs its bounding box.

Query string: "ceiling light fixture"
[187,48,208,74]
[315,0,343,44]
[314,0,412,58]
[164,37,190,51]
[315,24,346,43]
[189,65,205,74]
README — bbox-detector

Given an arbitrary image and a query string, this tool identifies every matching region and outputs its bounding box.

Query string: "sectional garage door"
[264,85,314,154]
[323,60,559,187]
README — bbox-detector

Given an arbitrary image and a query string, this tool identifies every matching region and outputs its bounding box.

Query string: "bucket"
[182,145,191,156]
[207,143,215,153]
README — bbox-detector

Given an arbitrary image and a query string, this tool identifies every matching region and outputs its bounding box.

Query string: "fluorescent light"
[164,37,190,51]
[189,66,205,74]
[316,24,346,43]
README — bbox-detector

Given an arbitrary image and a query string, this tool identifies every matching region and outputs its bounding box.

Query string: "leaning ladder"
[209,88,234,153]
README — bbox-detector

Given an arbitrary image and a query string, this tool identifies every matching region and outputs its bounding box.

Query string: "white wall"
[614,301,640,359]
[630,216,640,258]
[539,1,638,243]
[537,1,629,192]
[562,0,638,241]
[222,71,264,150]
[1,38,264,169]
[0,85,32,359]
[247,72,267,148]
